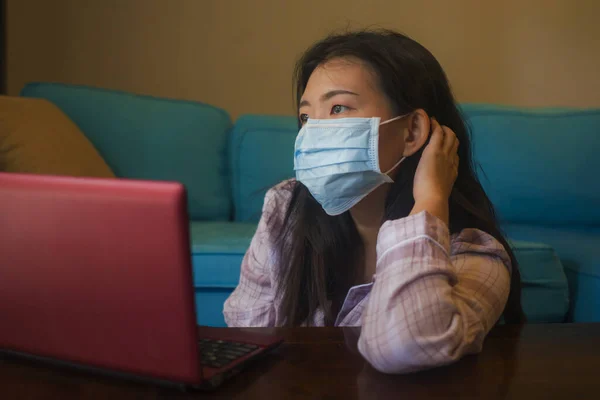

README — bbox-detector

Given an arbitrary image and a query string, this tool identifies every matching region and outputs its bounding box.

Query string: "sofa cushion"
[190,221,256,326]
[190,221,257,287]
[20,83,232,221]
[229,115,297,222]
[462,104,600,226]
[508,240,569,323]
[505,224,599,322]
[0,96,115,178]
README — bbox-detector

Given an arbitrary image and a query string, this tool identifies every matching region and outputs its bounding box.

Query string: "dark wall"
[0,0,5,94]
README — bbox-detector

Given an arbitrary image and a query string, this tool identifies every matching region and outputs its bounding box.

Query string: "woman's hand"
[410,119,459,226]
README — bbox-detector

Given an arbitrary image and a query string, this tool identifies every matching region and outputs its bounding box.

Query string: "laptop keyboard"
[199,338,259,369]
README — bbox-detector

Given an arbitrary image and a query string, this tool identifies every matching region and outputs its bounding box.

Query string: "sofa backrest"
[21,83,233,221]
[462,104,600,226]
[228,115,297,221]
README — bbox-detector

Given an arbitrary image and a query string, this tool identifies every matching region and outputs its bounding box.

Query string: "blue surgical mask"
[294,115,408,216]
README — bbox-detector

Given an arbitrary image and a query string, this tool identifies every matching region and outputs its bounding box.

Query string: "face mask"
[294,115,408,216]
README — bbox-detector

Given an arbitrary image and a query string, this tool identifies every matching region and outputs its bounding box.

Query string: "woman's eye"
[331,105,349,115]
[299,114,309,124]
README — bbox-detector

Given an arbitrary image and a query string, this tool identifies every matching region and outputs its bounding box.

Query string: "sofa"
[18,82,600,327]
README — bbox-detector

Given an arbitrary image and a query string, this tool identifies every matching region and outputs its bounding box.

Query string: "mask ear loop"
[379,112,411,180]
[384,156,406,176]
[379,113,409,126]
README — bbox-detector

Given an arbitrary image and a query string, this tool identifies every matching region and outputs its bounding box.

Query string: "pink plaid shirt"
[224,181,511,373]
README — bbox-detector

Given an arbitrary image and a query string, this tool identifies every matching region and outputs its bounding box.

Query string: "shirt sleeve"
[357,211,512,374]
[223,184,290,327]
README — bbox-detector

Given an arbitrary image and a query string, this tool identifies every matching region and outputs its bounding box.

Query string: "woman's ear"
[403,109,430,157]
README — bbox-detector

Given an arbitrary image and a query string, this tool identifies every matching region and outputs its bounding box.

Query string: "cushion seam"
[233,127,248,221]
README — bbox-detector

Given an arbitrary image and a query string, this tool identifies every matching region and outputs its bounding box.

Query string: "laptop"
[0,172,283,390]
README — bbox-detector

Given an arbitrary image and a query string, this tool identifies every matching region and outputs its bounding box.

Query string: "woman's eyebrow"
[299,90,360,108]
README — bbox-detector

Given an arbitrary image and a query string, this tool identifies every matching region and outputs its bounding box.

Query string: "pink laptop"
[0,172,282,390]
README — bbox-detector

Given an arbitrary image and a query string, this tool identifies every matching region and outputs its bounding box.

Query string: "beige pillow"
[0,96,115,177]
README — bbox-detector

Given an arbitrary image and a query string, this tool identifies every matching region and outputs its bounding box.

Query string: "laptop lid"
[0,173,201,384]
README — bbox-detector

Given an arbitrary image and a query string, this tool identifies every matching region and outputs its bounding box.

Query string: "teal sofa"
[20,83,600,326]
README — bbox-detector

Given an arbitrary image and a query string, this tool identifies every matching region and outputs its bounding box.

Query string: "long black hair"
[275,29,524,326]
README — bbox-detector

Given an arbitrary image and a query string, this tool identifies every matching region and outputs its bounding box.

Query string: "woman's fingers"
[429,118,444,149]
[452,136,459,155]
[441,124,458,155]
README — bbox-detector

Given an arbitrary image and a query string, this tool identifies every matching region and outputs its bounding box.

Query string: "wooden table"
[2,323,600,399]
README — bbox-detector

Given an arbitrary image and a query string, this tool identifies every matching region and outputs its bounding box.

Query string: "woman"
[224,29,524,373]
